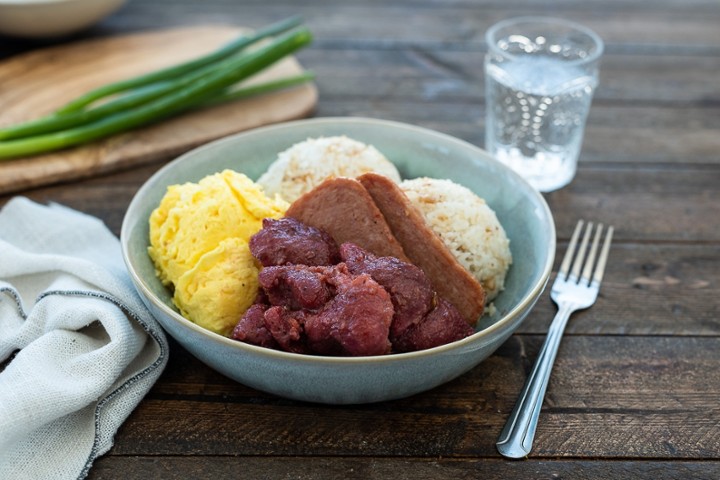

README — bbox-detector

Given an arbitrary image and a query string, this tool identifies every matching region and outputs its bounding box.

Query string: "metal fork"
[496,220,614,459]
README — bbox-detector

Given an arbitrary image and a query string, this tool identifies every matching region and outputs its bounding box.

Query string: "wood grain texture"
[99,336,720,459]
[0,25,317,194]
[89,457,720,480]
[89,0,720,52]
[1,0,719,479]
[313,100,720,165]
[305,49,720,105]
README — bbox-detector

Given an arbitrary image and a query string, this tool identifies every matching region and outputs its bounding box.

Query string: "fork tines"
[558,220,614,286]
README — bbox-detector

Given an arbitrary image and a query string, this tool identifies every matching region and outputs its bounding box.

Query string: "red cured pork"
[358,173,485,325]
[285,177,410,262]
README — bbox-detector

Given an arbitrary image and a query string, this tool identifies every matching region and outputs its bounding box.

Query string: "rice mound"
[400,177,512,302]
[257,136,402,203]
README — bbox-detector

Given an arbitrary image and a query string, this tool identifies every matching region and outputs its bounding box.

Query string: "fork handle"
[496,302,575,459]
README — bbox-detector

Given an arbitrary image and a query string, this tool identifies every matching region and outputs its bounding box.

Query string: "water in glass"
[484,17,603,192]
[485,57,595,191]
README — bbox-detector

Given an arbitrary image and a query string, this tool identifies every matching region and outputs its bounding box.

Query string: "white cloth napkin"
[0,197,169,480]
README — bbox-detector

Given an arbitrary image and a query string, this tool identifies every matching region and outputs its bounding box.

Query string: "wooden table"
[2,1,719,478]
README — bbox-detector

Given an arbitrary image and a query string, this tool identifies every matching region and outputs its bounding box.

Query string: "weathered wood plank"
[517,243,720,336]
[305,49,720,106]
[3,0,720,63]
[88,456,720,480]
[544,167,720,242]
[106,336,720,459]
[94,2,720,52]
[314,100,720,165]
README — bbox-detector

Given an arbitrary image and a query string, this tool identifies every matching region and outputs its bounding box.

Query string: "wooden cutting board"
[0,25,318,194]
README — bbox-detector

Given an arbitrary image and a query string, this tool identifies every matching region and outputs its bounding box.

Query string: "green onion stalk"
[55,15,303,114]
[0,26,313,160]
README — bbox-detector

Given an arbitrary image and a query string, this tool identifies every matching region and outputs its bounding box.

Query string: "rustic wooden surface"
[0,25,316,194]
[1,0,719,478]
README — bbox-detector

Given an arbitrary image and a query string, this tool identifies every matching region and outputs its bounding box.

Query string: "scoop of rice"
[257,136,401,203]
[400,177,512,302]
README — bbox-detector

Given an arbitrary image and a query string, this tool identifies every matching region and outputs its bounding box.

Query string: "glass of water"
[484,17,603,192]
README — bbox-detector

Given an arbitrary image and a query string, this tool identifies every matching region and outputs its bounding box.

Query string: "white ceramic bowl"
[0,0,125,38]
[121,117,555,404]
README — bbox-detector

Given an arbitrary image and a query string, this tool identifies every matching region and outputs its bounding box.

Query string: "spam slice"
[285,177,410,262]
[358,173,486,324]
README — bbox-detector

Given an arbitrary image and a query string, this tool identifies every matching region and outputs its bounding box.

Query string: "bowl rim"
[121,116,555,365]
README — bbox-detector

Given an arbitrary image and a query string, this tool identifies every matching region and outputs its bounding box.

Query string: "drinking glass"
[484,17,603,192]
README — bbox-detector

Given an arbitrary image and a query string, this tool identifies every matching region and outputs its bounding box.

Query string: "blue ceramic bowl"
[121,117,555,404]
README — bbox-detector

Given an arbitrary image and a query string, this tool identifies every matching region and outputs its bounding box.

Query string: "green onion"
[54,15,304,114]
[0,83,174,141]
[0,53,311,141]
[197,71,315,108]
[0,27,312,160]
